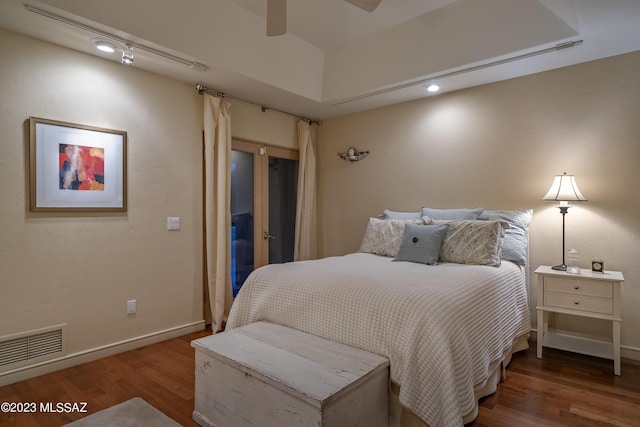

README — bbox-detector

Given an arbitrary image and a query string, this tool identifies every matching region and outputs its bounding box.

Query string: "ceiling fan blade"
[344,0,383,12]
[267,0,287,36]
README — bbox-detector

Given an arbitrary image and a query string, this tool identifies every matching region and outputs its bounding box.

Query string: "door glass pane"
[230,150,254,297]
[268,156,298,264]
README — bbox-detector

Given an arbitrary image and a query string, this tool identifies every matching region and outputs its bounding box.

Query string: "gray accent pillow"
[421,207,484,221]
[478,209,532,265]
[439,220,506,267]
[394,223,449,265]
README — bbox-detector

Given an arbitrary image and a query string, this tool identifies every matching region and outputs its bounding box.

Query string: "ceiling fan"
[267,0,383,36]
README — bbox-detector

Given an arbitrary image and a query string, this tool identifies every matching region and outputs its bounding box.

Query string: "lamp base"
[552,264,567,271]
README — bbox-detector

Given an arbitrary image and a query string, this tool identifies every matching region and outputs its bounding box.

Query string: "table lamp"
[542,172,587,271]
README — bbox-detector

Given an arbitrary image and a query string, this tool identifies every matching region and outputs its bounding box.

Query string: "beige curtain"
[294,120,316,261]
[203,94,232,333]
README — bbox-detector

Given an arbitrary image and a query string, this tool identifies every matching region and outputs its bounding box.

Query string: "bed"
[226,208,532,427]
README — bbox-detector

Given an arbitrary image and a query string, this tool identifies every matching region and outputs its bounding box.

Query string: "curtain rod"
[195,84,322,125]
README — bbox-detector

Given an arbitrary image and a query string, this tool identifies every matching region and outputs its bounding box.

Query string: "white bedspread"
[226,253,531,427]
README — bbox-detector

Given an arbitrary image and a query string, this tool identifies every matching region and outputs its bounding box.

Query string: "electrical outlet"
[127,299,137,315]
[167,217,181,230]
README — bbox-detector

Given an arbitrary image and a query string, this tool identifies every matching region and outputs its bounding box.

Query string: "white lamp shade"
[542,173,587,202]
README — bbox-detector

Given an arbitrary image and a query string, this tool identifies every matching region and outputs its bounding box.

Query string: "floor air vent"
[0,325,66,370]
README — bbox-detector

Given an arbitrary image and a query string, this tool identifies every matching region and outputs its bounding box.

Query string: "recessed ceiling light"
[426,83,440,93]
[94,40,116,53]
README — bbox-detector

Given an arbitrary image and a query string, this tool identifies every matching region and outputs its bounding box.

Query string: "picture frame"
[29,117,127,212]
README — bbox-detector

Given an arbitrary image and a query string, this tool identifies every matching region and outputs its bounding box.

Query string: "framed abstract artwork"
[29,117,127,212]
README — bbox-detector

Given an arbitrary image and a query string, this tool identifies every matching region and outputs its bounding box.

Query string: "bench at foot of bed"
[191,321,390,427]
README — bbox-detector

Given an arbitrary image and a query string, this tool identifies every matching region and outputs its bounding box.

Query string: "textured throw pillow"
[359,218,424,257]
[478,209,532,265]
[439,220,507,267]
[382,209,422,221]
[394,223,449,265]
[421,207,484,221]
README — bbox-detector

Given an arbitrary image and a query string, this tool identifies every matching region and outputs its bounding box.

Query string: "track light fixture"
[94,40,116,53]
[25,4,208,72]
[121,44,134,65]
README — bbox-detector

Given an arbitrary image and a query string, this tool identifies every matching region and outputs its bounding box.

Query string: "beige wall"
[317,51,640,359]
[0,29,299,383]
[0,27,205,380]
[3,23,638,380]
[231,100,299,149]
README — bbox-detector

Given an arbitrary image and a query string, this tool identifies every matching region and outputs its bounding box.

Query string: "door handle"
[263,231,276,241]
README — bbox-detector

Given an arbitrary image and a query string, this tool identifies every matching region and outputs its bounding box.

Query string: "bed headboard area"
[369,207,533,299]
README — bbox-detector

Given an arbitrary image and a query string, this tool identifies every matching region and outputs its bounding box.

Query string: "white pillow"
[421,207,484,220]
[382,209,422,221]
[359,218,427,257]
[439,220,507,267]
[478,209,532,265]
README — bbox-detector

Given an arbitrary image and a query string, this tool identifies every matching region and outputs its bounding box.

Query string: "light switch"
[127,299,137,315]
[167,217,181,230]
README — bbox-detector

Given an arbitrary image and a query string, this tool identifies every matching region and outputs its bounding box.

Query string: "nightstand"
[535,265,625,375]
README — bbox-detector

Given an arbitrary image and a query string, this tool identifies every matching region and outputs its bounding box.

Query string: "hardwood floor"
[1,330,639,426]
[473,346,640,427]
[0,329,210,427]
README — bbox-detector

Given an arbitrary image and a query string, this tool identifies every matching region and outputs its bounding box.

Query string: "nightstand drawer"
[544,291,613,315]
[544,277,612,299]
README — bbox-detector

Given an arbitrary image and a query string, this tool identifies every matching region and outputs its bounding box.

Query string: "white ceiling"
[0,0,639,120]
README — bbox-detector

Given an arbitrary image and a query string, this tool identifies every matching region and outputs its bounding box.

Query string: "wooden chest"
[191,321,389,427]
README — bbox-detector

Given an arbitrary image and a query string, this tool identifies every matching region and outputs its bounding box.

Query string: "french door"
[230,139,298,296]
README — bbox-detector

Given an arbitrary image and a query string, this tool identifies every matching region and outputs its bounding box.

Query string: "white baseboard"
[621,346,640,361]
[0,320,206,387]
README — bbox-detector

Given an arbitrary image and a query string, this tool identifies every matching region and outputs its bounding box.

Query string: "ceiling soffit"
[36,0,326,101]
[322,0,580,103]
[35,0,580,106]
